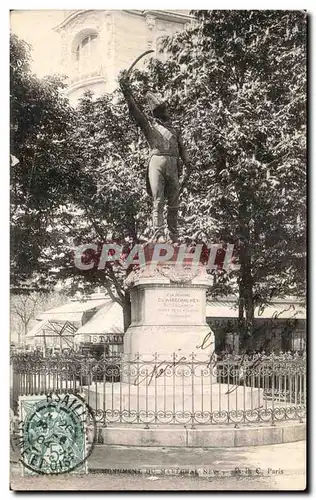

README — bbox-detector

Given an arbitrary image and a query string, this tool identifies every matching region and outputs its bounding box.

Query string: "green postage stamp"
[18,393,95,476]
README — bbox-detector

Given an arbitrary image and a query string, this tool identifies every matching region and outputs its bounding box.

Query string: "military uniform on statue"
[119,72,190,243]
[118,63,214,361]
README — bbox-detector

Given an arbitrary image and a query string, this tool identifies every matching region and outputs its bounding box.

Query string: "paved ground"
[10,469,306,491]
[10,440,306,491]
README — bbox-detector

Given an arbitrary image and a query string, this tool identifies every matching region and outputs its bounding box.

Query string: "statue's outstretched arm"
[120,76,151,140]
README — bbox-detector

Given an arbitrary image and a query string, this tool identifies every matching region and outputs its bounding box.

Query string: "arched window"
[75,33,98,61]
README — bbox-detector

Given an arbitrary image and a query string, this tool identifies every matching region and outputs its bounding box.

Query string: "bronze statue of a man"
[119,72,190,243]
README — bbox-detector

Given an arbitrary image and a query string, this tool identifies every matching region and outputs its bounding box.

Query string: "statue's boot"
[167,207,178,243]
[150,204,164,242]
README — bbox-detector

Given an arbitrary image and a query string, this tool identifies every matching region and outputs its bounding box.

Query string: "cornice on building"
[125,9,192,23]
[53,10,93,32]
[53,9,192,32]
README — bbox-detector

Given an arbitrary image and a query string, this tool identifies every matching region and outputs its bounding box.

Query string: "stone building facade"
[54,10,191,106]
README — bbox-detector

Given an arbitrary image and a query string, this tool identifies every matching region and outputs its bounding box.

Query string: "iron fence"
[11,351,306,426]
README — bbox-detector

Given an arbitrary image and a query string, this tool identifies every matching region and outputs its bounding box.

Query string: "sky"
[10,10,67,77]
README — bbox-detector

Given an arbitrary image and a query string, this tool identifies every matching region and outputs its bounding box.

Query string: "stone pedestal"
[124,252,214,359]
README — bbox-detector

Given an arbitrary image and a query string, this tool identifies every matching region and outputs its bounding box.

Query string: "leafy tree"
[11,11,306,340]
[10,33,75,287]
[138,10,306,341]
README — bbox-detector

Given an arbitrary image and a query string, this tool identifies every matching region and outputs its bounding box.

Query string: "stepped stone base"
[96,421,306,448]
[84,382,263,416]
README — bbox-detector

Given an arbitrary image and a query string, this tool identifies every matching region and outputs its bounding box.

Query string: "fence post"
[191,352,195,429]
[11,363,20,413]
[271,358,275,426]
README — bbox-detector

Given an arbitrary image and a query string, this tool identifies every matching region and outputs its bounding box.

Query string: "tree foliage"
[10,11,306,336]
[140,10,306,334]
[10,33,74,287]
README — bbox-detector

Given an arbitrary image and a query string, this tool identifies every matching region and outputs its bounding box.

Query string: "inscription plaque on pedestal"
[155,289,202,324]
[124,260,213,356]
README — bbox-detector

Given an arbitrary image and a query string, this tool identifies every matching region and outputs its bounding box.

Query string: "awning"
[26,319,49,337]
[76,300,123,335]
[206,300,238,318]
[206,300,306,320]
[37,297,109,324]
[26,319,77,338]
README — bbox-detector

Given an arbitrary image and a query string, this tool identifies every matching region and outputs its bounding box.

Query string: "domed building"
[53,9,191,105]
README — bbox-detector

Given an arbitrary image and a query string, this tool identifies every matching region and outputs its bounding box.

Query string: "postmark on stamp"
[14,393,96,476]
